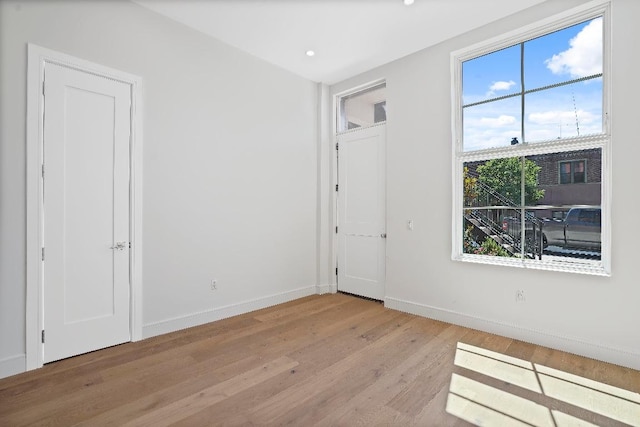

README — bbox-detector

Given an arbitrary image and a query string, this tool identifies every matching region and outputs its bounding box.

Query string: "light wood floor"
[1,293,639,426]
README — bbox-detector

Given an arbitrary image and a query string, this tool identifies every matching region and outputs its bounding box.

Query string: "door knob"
[380,233,387,238]
[110,241,128,251]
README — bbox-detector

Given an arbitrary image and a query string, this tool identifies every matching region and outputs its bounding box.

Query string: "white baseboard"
[385,297,640,371]
[316,283,337,294]
[142,285,317,339]
[0,354,26,380]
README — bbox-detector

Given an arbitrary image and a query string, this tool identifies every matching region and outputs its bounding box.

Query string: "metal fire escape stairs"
[464,172,543,259]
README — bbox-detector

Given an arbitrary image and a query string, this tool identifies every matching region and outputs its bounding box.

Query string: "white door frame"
[25,44,144,370]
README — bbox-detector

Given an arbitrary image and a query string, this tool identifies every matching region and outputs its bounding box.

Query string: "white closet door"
[43,63,131,363]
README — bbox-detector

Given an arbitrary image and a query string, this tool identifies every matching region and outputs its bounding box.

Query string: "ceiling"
[134,0,547,84]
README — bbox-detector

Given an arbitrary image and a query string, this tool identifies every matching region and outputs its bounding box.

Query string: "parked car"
[502,207,601,251]
[542,207,601,250]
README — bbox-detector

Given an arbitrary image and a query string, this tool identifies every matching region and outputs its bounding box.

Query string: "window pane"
[464,207,520,258]
[524,79,602,142]
[463,96,521,151]
[338,84,386,132]
[559,162,572,184]
[463,45,521,106]
[374,101,386,123]
[468,157,525,206]
[529,149,600,207]
[573,161,586,183]
[526,149,601,261]
[524,17,602,90]
[463,159,522,258]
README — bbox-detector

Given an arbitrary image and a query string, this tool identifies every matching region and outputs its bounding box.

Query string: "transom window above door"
[338,83,386,133]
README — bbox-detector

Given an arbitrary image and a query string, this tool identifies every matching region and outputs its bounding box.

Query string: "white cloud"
[490,80,516,92]
[545,18,602,78]
[485,80,516,98]
[464,114,520,150]
[528,109,597,125]
[526,109,601,140]
[480,115,517,127]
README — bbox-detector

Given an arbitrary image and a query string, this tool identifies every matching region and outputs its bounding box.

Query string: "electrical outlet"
[210,279,217,291]
[516,290,525,302]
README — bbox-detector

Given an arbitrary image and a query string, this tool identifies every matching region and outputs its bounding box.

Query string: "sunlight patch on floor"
[447,342,640,427]
[455,345,542,393]
[538,369,640,426]
[447,373,554,426]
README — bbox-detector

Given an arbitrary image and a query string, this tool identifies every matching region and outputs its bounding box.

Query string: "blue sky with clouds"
[462,17,603,151]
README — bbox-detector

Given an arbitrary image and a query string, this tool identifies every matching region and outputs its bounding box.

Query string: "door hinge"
[335,184,338,192]
[41,247,45,261]
[41,330,45,343]
[335,267,338,276]
[335,226,338,234]
[41,164,45,179]
[336,143,339,151]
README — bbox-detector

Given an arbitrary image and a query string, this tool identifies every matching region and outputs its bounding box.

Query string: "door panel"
[337,124,386,300]
[43,63,131,363]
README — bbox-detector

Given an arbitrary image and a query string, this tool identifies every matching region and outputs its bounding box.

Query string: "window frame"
[450,0,611,276]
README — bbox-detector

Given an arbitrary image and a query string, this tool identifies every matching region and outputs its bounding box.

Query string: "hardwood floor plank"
[122,356,299,427]
[246,316,427,424]
[386,334,460,417]
[141,299,403,426]
[0,293,638,426]
[262,319,445,425]
[73,354,267,426]
[78,296,380,426]
[3,354,202,426]
[188,297,374,362]
[314,323,467,426]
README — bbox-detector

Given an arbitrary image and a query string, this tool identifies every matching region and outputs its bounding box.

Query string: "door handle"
[110,241,128,251]
[380,233,387,238]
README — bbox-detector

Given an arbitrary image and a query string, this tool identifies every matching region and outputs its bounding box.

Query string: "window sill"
[453,253,610,277]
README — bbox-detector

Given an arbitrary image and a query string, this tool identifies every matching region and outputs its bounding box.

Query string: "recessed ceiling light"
[404,0,414,5]
[305,50,315,57]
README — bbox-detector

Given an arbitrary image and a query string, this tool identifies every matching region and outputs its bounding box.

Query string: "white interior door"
[337,124,386,300]
[43,63,131,363]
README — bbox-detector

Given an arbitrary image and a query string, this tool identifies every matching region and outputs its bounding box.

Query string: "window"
[374,101,387,123]
[452,2,610,275]
[338,83,386,133]
[559,160,586,184]
[577,208,601,225]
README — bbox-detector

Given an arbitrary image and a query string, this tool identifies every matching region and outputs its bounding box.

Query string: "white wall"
[0,0,318,377]
[3,0,638,379]
[331,0,640,369]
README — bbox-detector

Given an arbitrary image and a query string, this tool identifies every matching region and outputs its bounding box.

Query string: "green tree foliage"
[476,236,512,257]
[476,157,544,206]
[463,226,512,257]
[463,166,478,207]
